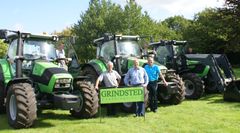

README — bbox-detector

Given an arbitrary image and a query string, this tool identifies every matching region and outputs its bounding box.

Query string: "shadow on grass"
[0,114,54,130]
[0,109,106,130]
[197,94,240,108]
[199,94,221,101]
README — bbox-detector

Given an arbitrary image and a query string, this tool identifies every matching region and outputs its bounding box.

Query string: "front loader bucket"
[224,80,240,102]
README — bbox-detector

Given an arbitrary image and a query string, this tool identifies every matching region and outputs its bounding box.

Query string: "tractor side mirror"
[0,30,7,40]
[70,36,76,44]
[103,33,113,41]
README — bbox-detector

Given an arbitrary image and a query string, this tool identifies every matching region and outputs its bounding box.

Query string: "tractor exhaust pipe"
[16,32,24,78]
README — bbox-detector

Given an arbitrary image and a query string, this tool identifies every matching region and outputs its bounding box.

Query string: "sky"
[0,0,225,34]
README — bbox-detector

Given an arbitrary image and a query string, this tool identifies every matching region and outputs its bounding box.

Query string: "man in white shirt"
[56,43,67,70]
[95,61,121,116]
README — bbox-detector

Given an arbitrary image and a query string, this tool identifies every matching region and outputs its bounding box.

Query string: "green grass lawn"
[1,95,240,133]
[1,69,240,133]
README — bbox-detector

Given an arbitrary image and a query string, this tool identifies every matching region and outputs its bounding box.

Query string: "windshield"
[99,40,115,61]
[117,40,141,57]
[155,46,171,65]
[99,40,141,61]
[23,39,57,60]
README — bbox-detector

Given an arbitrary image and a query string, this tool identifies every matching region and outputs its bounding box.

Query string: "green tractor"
[81,34,185,111]
[0,30,98,129]
[149,40,210,99]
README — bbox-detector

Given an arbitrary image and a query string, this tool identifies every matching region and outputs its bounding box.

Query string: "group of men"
[95,57,168,117]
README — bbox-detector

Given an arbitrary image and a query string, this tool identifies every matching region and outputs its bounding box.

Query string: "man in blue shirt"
[144,56,168,112]
[124,58,149,116]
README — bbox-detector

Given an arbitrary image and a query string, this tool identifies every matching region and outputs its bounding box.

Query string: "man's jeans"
[147,81,158,111]
[136,102,144,116]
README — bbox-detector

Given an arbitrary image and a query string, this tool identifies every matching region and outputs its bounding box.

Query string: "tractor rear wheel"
[70,81,98,118]
[121,87,149,113]
[0,83,5,113]
[6,83,37,129]
[182,73,204,99]
[157,73,185,105]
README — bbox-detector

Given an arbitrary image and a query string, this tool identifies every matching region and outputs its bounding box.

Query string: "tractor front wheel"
[157,73,185,105]
[182,73,204,99]
[70,81,98,118]
[6,83,37,129]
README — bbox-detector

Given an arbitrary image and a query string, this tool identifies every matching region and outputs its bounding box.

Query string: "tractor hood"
[127,57,168,71]
[31,61,73,93]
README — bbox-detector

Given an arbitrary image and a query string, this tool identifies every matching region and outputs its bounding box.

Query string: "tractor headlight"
[56,78,71,84]
[65,83,71,88]
[55,84,60,88]
[55,78,72,89]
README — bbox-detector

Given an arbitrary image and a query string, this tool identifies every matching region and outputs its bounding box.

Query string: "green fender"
[82,59,107,75]
[0,59,13,86]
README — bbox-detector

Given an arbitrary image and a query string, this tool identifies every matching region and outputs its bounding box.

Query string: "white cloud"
[114,0,225,20]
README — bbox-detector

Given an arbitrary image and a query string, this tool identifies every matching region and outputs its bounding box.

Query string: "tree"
[71,0,186,62]
[162,15,192,40]
[218,0,240,52]
[0,40,8,58]
[73,0,124,62]
[184,8,229,53]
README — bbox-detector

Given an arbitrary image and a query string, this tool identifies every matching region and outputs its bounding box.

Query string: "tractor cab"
[149,40,188,70]
[94,34,143,75]
[6,33,59,77]
[149,40,209,77]
[93,34,168,76]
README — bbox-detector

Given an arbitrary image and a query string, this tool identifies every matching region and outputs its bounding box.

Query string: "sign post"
[99,86,145,122]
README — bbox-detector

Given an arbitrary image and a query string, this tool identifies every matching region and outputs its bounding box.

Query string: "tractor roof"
[93,34,140,46]
[7,32,58,41]
[149,40,187,47]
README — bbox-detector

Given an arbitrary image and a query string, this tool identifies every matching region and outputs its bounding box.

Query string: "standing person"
[124,58,149,117]
[143,44,149,56]
[56,43,66,67]
[95,61,121,116]
[56,43,67,70]
[144,57,168,112]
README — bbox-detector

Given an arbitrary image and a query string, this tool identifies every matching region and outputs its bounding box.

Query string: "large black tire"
[182,73,204,99]
[6,83,37,129]
[205,73,218,93]
[0,82,5,114]
[121,87,149,113]
[70,81,98,118]
[82,66,98,85]
[157,73,185,105]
